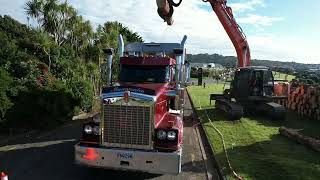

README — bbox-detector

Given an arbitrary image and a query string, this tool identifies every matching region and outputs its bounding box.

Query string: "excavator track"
[215,99,244,120]
[258,102,286,120]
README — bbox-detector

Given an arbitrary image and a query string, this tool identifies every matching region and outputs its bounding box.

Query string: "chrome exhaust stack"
[185,61,191,85]
[103,48,113,87]
[180,35,187,64]
[118,34,124,57]
[174,48,184,87]
[173,48,184,111]
[180,35,188,86]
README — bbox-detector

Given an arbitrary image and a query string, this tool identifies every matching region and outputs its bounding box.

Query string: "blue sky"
[0,0,319,64]
[232,0,320,40]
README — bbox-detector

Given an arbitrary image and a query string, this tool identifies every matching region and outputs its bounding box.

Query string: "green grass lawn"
[273,71,296,82]
[191,77,213,81]
[188,84,320,180]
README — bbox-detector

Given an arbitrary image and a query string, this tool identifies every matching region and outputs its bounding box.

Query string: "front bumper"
[74,143,182,175]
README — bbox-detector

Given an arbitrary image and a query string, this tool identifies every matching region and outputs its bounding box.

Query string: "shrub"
[68,80,94,112]
[5,80,78,129]
[0,68,13,121]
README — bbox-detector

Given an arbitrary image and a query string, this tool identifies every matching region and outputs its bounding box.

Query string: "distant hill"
[187,53,320,71]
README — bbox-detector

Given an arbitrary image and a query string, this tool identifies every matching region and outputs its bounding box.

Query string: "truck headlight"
[93,126,100,135]
[84,125,93,134]
[167,131,177,140]
[157,130,167,140]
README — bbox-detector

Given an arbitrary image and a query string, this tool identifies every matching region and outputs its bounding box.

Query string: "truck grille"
[103,104,153,150]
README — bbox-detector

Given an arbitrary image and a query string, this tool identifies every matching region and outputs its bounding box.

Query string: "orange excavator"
[156,0,287,120]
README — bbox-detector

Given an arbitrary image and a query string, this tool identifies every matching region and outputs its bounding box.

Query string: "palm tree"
[25,0,73,46]
[41,0,60,43]
[68,16,93,53]
[25,0,43,26]
[35,31,55,72]
[58,1,76,45]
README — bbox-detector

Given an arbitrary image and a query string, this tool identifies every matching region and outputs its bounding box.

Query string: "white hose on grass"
[196,96,243,180]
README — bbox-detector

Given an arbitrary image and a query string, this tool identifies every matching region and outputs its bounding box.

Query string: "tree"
[0,68,14,120]
[25,0,76,45]
[0,1,145,130]
[35,31,55,72]
[86,62,99,95]
[25,0,43,22]
[94,21,143,82]
[69,17,93,53]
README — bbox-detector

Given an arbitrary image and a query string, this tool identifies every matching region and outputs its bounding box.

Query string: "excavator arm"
[156,0,250,68]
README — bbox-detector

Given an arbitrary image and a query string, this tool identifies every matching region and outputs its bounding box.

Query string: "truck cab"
[74,35,190,175]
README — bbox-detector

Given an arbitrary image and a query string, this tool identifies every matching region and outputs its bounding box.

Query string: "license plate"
[117,152,133,159]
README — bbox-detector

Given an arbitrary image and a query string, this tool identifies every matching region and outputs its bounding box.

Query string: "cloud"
[248,35,320,63]
[68,0,235,54]
[228,0,284,30]
[237,14,285,26]
[0,0,319,63]
[229,0,265,12]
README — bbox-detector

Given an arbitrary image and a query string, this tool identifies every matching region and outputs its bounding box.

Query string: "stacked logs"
[273,82,290,108]
[287,85,320,121]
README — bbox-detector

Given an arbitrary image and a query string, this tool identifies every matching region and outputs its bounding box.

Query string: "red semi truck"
[74,35,190,174]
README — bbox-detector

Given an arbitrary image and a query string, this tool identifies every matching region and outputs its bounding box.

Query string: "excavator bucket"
[156,0,175,25]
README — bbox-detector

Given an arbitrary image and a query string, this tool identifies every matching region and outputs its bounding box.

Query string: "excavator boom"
[156,0,286,121]
[156,0,250,67]
[208,0,250,67]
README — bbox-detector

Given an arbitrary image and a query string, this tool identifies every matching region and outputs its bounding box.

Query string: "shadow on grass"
[246,112,320,139]
[197,107,320,138]
[196,107,320,179]
[215,134,320,180]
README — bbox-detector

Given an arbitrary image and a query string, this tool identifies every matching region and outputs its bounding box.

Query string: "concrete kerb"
[186,88,226,180]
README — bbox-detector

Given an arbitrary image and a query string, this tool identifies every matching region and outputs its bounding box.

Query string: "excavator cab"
[155,0,287,120]
[214,66,286,120]
[231,66,274,101]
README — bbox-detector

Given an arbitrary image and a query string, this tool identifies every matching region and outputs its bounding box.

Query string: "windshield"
[119,65,170,83]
